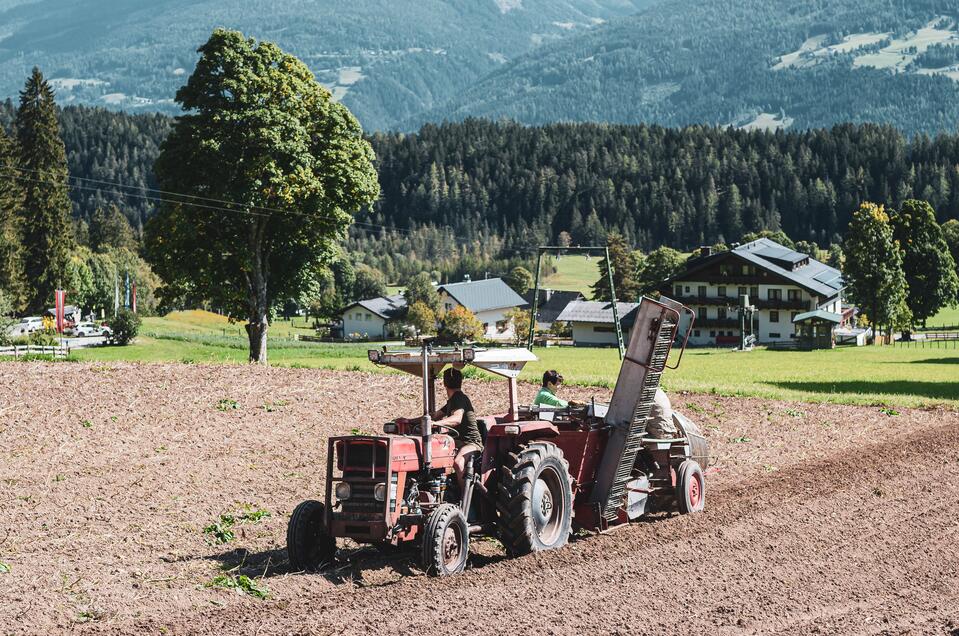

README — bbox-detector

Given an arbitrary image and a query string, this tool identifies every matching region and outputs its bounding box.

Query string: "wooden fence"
[0,344,71,359]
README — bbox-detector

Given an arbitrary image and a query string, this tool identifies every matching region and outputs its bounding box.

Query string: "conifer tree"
[591,233,642,302]
[0,126,28,309]
[16,68,74,312]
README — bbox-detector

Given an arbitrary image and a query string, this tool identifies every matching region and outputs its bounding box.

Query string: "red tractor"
[287,296,708,576]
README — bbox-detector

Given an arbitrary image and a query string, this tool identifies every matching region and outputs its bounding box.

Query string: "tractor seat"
[476,416,495,446]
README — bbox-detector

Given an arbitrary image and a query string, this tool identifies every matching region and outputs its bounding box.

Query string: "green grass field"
[923,306,959,330]
[540,255,599,296]
[71,310,959,408]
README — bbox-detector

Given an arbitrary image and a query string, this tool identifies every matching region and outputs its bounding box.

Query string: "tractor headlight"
[335,482,352,500]
[373,483,387,502]
[503,425,520,435]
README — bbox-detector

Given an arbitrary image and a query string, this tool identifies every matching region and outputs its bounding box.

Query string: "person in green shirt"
[533,370,569,408]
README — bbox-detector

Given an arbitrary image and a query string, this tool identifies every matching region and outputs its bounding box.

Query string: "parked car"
[73,322,112,338]
[8,317,44,336]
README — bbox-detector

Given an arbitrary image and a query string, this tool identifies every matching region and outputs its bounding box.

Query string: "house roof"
[667,239,843,299]
[556,300,639,325]
[793,309,843,324]
[522,290,585,324]
[344,294,407,320]
[437,278,527,313]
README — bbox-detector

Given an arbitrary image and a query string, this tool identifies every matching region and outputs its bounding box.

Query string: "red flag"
[55,289,66,333]
[132,282,137,314]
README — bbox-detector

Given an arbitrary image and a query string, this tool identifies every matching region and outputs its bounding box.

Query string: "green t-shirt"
[533,387,568,408]
[440,390,483,449]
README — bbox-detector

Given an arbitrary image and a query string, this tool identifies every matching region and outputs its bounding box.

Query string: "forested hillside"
[0,0,647,131]
[5,106,959,261]
[425,0,959,135]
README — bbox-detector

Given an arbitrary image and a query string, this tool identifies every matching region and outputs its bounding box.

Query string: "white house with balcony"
[657,239,844,347]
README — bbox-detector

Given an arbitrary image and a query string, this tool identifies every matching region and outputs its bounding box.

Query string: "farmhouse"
[555,300,639,347]
[658,239,844,346]
[340,294,407,341]
[436,277,527,341]
[523,289,585,330]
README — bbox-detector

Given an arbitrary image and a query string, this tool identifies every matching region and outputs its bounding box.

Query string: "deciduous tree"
[890,200,959,326]
[403,271,441,315]
[843,203,910,341]
[439,305,483,343]
[146,30,379,363]
[406,300,436,336]
[505,266,533,295]
[638,246,684,292]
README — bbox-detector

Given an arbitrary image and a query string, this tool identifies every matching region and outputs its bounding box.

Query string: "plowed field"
[1,363,957,635]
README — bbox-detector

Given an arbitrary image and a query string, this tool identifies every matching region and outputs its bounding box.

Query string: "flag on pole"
[55,289,66,334]
[114,273,120,316]
[131,281,137,314]
[125,272,131,309]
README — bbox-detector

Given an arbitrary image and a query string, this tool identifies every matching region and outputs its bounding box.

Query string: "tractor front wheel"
[675,460,705,514]
[421,503,469,576]
[287,500,336,572]
[497,442,573,557]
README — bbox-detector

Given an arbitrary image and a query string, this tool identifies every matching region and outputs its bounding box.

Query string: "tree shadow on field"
[905,357,959,365]
[767,380,959,401]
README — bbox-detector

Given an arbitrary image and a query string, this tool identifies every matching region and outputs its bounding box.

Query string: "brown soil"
[1,362,957,635]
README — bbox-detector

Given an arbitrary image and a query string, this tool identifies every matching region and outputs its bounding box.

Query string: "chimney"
[545,288,553,302]
[700,245,712,257]
[463,274,471,283]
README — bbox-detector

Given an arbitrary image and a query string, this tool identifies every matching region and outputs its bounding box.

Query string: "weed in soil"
[0,561,10,573]
[880,407,900,416]
[730,435,752,443]
[215,398,240,411]
[80,419,92,428]
[206,574,268,600]
[203,507,271,543]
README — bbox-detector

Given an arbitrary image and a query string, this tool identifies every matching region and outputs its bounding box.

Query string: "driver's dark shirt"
[440,390,483,450]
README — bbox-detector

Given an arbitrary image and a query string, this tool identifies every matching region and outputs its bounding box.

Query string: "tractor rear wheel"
[497,442,573,557]
[421,503,469,576]
[287,500,336,571]
[675,460,705,514]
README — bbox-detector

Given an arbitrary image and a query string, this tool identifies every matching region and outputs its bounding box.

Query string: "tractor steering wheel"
[410,421,459,438]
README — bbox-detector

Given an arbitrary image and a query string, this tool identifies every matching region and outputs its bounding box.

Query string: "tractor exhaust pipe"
[421,340,432,470]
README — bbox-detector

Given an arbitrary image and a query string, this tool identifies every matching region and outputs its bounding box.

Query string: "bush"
[109,309,141,345]
[438,306,483,343]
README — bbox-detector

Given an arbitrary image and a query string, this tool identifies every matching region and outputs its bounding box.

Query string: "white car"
[73,322,112,337]
[8,317,44,336]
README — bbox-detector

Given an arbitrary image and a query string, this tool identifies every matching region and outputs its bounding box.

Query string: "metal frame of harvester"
[287,288,709,576]
[526,245,625,359]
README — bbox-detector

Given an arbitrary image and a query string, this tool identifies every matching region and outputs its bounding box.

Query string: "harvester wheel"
[287,500,336,572]
[421,503,469,576]
[497,442,573,557]
[676,460,705,514]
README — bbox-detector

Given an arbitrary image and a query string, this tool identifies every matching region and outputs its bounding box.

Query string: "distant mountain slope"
[420,0,959,135]
[0,0,649,130]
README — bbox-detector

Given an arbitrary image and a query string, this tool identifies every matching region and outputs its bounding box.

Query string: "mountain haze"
[0,0,649,130]
[423,0,959,135]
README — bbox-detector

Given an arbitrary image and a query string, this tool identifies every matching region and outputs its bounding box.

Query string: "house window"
[720,264,731,275]
[718,286,727,297]
[366,314,372,321]
[769,332,781,338]
[693,330,700,337]
[770,311,780,323]
[750,286,759,299]
[674,285,683,297]
[768,288,782,301]
[593,325,616,333]
[496,320,508,332]
[742,265,751,275]
[698,285,707,298]
[445,302,454,311]
[788,289,801,301]
[709,330,716,337]
[738,286,747,298]
[685,286,691,293]
[697,307,707,321]
[718,307,727,320]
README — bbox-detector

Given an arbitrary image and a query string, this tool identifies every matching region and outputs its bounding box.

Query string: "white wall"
[571,322,624,346]
[342,308,387,340]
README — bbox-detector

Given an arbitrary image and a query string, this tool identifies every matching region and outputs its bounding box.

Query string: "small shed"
[792,309,842,350]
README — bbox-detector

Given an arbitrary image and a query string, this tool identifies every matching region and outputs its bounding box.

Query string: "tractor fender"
[486,420,559,442]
